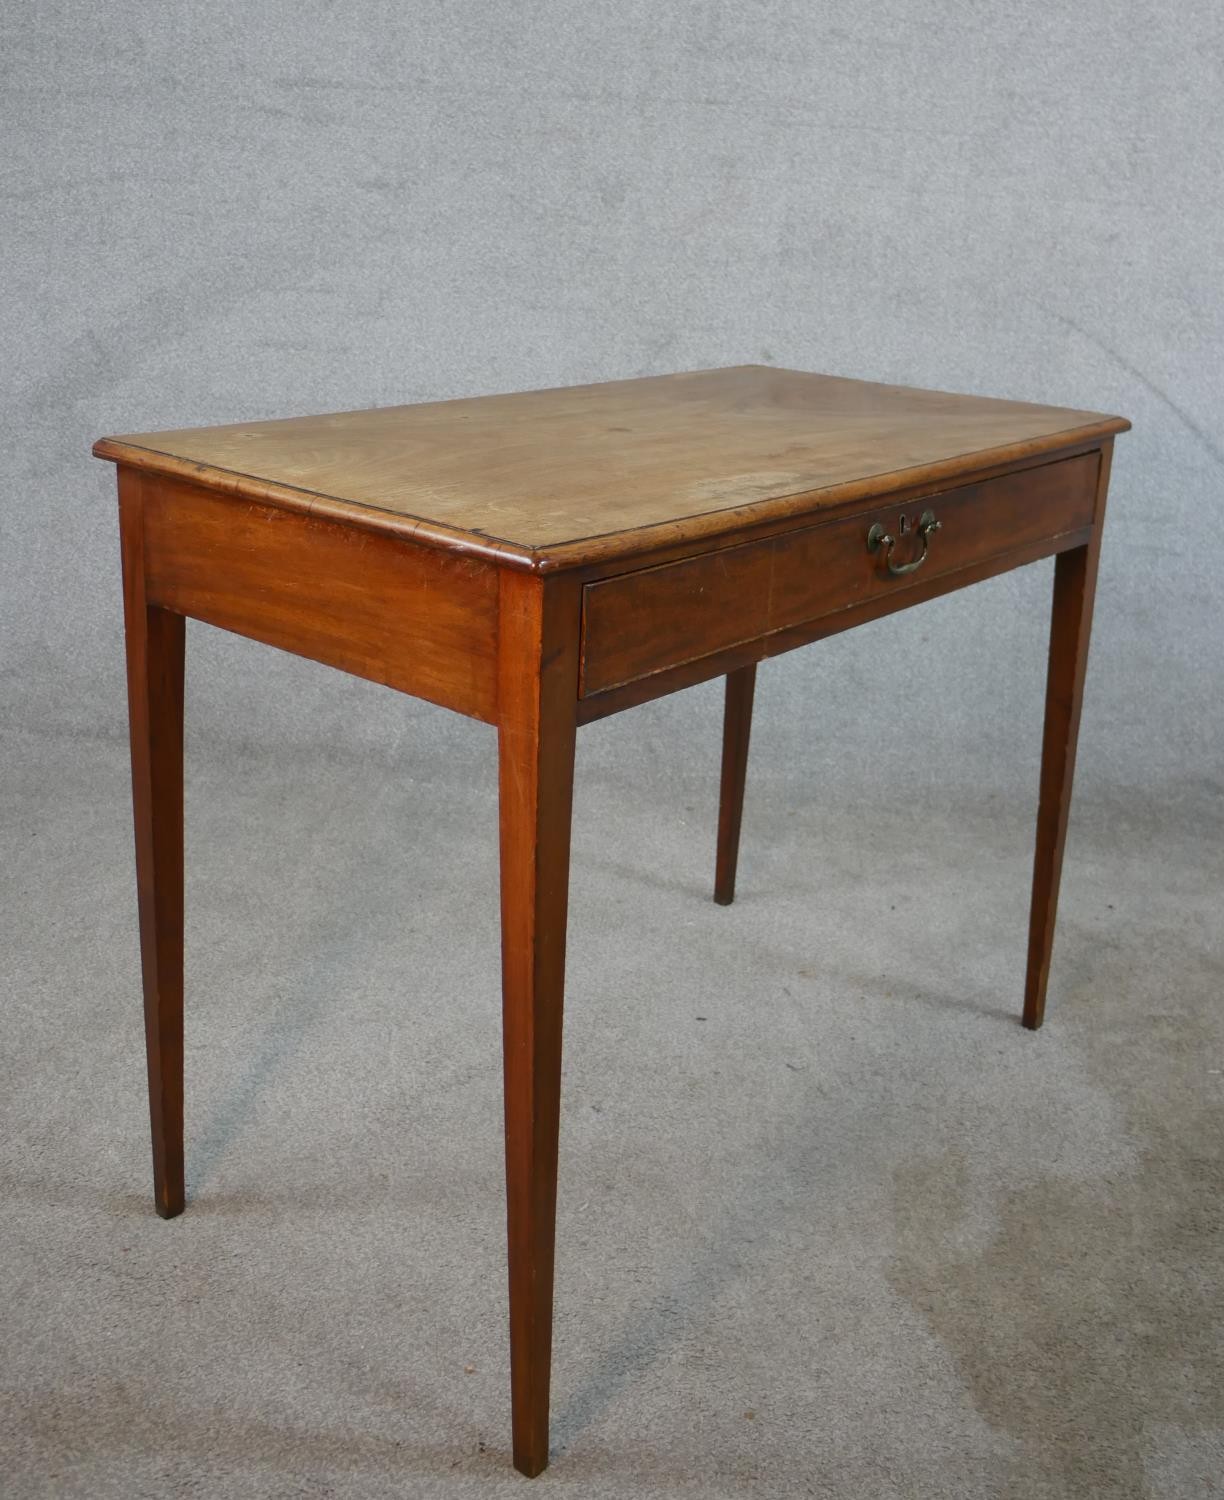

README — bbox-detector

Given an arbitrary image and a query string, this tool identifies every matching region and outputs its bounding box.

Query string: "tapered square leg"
[714,664,756,905]
[497,571,579,1477]
[1023,485,1108,1029]
[118,471,186,1217]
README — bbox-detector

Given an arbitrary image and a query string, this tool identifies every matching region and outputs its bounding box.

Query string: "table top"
[95,366,1128,569]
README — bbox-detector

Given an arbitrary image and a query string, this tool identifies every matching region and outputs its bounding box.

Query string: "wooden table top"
[95,366,1128,570]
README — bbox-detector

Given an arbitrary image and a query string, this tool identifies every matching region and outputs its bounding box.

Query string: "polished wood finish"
[118,471,186,1219]
[579,452,1098,697]
[575,523,1095,725]
[143,474,499,723]
[496,571,579,1477]
[715,666,756,905]
[1023,450,1112,1028]
[95,366,1128,1476]
[94,366,1127,570]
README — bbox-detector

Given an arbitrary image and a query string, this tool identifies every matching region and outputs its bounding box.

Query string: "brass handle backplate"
[867,508,941,577]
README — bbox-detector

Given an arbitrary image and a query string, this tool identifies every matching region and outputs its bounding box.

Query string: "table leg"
[1023,538,1102,1029]
[497,572,579,1477]
[714,664,756,905]
[119,473,186,1217]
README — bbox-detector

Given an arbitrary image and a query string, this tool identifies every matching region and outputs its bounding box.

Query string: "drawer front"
[580,451,1099,697]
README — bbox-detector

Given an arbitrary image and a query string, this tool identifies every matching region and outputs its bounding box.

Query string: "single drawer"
[580,451,1099,697]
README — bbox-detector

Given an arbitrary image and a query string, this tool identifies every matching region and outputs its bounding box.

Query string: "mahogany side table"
[94,367,1129,1476]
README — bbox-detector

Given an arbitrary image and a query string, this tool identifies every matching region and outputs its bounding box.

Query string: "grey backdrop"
[3,5,1223,1498]
[5,0,1222,789]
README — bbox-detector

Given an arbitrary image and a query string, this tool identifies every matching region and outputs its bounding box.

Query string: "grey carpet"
[2,655,1222,1499]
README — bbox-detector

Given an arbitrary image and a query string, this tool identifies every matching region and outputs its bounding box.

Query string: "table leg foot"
[514,1452,549,1479]
[714,664,756,905]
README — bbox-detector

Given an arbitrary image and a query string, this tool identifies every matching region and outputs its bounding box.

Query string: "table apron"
[138,472,502,724]
[128,450,1101,732]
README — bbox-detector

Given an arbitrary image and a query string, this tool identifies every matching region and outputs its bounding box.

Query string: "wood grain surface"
[94,366,1128,569]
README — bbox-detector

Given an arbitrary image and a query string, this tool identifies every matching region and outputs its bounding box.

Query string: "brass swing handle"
[867,509,941,577]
